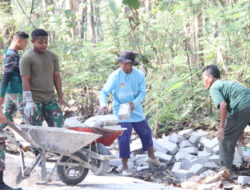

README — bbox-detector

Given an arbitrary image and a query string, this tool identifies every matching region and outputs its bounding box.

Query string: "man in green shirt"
[202,65,250,172]
[20,29,67,127]
[0,31,29,128]
[0,31,26,190]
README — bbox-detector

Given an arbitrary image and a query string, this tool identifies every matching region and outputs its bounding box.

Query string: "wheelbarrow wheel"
[91,143,110,176]
[57,151,89,185]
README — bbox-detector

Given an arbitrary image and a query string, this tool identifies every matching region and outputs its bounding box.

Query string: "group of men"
[0,29,66,190]
[0,28,249,189]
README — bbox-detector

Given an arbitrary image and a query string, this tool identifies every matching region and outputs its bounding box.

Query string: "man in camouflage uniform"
[0,111,22,189]
[0,32,29,128]
[1,95,26,128]
[0,31,25,190]
[20,29,67,127]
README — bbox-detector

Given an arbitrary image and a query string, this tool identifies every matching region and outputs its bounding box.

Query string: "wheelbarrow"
[68,125,126,176]
[4,122,116,185]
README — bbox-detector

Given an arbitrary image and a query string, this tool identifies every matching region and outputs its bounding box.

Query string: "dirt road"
[4,154,179,190]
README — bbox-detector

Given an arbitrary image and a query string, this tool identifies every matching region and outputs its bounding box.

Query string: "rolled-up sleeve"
[210,87,225,108]
[20,55,31,76]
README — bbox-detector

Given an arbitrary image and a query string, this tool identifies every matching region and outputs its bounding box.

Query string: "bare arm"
[53,72,68,106]
[53,72,63,99]
[219,101,228,128]
[218,101,228,141]
[22,75,31,91]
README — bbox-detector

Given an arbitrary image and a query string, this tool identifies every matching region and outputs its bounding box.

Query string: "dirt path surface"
[4,154,179,190]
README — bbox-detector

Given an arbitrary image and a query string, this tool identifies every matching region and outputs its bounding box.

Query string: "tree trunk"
[196,10,204,68]
[95,0,103,41]
[146,0,152,11]
[88,0,96,43]
[43,0,54,12]
[80,0,88,39]
[0,0,14,49]
[140,0,145,8]
[66,0,77,38]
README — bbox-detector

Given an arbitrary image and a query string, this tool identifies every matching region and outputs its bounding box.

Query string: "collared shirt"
[100,68,146,122]
[210,80,250,115]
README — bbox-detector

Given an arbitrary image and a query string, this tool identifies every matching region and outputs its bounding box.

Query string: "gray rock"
[190,157,208,166]
[178,129,194,138]
[198,151,212,160]
[159,139,178,155]
[169,133,186,144]
[179,140,193,148]
[209,155,220,165]
[109,159,122,167]
[189,131,206,144]
[175,152,194,161]
[179,147,198,155]
[237,176,250,185]
[173,169,193,181]
[136,165,149,172]
[181,160,191,170]
[135,157,147,166]
[212,145,219,154]
[188,164,205,175]
[172,162,182,172]
[155,151,172,162]
[153,140,167,154]
[204,162,218,169]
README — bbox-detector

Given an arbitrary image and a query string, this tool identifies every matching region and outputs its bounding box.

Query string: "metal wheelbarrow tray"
[68,125,126,176]
[5,122,114,185]
[69,125,126,146]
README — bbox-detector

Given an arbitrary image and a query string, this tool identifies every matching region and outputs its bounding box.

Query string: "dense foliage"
[0,0,249,135]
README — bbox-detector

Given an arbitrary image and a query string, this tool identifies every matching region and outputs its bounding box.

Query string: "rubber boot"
[0,171,22,190]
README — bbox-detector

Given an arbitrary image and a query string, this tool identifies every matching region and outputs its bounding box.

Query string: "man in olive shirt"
[202,65,250,172]
[20,29,67,127]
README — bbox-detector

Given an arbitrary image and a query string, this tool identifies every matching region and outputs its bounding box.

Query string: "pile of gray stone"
[108,129,219,179]
[108,128,248,183]
[64,116,250,185]
[157,129,219,181]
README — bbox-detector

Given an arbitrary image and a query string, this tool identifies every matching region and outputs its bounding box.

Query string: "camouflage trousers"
[26,100,64,128]
[0,131,7,171]
[1,93,27,129]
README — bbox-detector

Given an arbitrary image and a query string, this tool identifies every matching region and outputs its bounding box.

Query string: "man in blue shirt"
[99,50,160,176]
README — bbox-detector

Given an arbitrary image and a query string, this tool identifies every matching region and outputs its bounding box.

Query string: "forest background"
[0,0,249,137]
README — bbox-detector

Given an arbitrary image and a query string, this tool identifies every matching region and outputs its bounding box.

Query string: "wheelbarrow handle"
[6,122,39,148]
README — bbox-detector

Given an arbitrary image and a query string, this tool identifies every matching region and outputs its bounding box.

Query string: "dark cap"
[116,50,139,66]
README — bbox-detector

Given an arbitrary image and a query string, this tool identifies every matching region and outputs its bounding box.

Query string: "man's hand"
[23,91,38,117]
[217,127,224,141]
[0,112,7,123]
[24,102,37,117]
[98,106,108,115]
[128,102,134,111]
[58,97,69,107]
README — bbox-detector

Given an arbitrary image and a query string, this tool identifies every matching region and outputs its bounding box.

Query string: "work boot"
[0,171,22,190]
